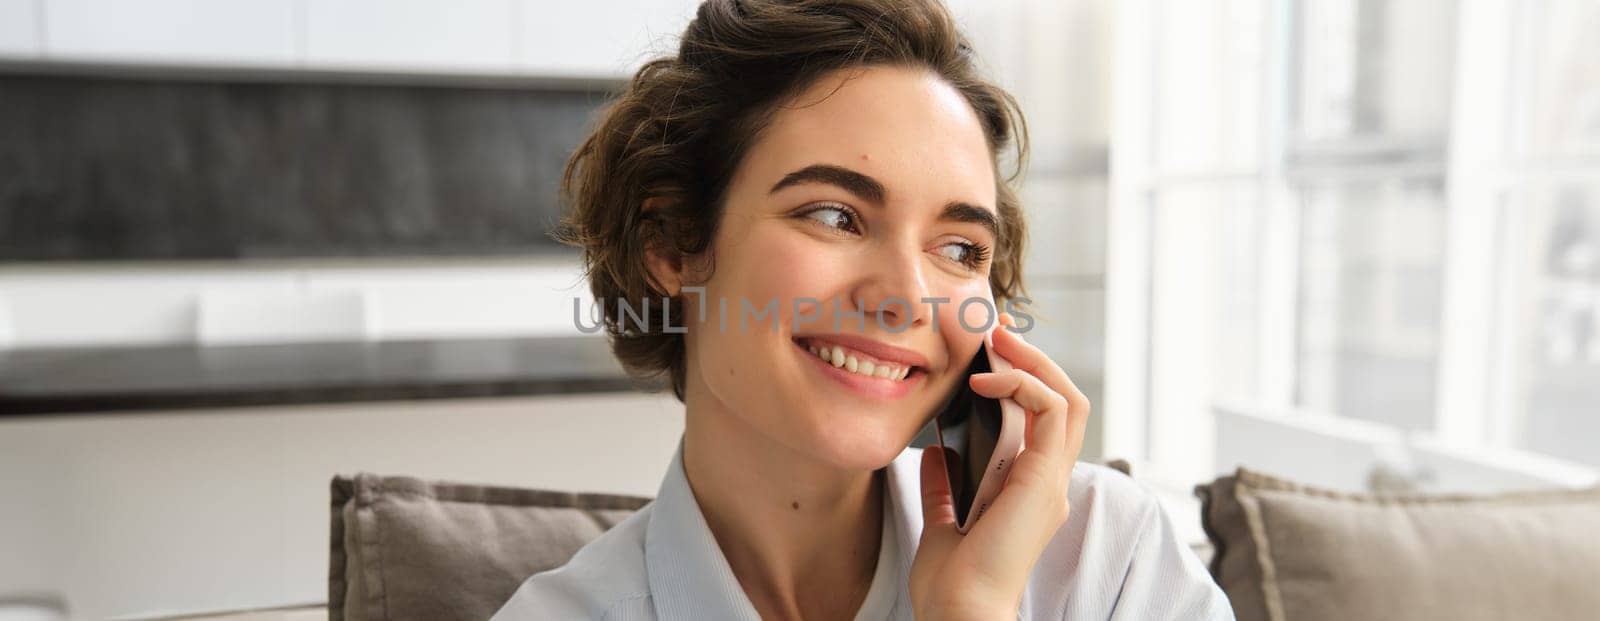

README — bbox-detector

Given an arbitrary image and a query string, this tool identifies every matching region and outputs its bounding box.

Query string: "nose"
[848,240,932,332]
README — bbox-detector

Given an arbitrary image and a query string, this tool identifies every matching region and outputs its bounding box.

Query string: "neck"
[680,386,886,620]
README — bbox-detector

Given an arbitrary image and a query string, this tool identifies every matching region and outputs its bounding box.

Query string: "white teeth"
[804,340,912,381]
[871,364,901,380]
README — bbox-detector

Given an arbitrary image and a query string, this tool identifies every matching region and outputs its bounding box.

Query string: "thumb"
[911,446,962,612]
[919,446,961,548]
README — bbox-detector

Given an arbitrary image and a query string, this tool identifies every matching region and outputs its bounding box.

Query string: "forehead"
[735,65,997,209]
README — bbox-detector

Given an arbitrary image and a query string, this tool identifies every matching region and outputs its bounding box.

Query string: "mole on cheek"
[792,501,801,510]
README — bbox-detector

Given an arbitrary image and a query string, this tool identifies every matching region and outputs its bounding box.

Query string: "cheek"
[686,226,842,406]
[755,235,830,298]
[935,280,999,336]
[688,225,836,358]
[717,227,847,318]
[931,282,993,386]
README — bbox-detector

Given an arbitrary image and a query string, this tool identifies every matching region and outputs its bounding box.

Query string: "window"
[1107,0,1600,492]
[1496,1,1600,469]
[1503,182,1600,468]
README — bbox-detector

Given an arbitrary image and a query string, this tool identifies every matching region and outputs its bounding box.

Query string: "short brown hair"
[557,0,1030,401]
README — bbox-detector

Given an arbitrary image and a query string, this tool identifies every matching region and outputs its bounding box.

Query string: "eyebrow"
[939,201,1000,242]
[768,163,1000,241]
[769,164,885,204]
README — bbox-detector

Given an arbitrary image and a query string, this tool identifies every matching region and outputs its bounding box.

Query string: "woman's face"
[678,64,1002,470]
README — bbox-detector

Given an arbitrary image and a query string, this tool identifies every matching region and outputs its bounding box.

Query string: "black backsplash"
[0,72,615,260]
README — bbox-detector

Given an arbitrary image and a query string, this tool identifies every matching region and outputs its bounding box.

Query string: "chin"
[804,414,915,471]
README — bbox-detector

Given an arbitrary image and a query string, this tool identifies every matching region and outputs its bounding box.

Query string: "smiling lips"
[795,336,923,382]
[807,341,913,380]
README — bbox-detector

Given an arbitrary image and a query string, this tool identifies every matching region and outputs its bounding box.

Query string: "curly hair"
[556,0,1030,402]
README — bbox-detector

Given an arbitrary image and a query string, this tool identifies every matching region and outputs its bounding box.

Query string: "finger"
[969,370,1070,459]
[988,328,1092,455]
[919,444,958,529]
[916,446,961,562]
[990,323,1076,402]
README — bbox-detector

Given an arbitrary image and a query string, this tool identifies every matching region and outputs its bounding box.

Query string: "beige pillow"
[1195,468,1600,621]
[330,473,651,621]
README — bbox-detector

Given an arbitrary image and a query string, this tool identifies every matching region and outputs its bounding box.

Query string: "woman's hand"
[909,313,1093,620]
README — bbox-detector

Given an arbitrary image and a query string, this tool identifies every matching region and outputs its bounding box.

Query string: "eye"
[936,240,992,271]
[798,203,861,235]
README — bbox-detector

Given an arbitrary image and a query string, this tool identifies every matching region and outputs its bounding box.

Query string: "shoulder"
[1047,460,1177,568]
[1066,461,1163,525]
[489,502,658,621]
[1031,462,1235,619]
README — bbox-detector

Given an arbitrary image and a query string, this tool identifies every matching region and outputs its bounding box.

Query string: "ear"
[641,196,685,297]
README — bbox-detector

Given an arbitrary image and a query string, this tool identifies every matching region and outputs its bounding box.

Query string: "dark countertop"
[0,335,654,416]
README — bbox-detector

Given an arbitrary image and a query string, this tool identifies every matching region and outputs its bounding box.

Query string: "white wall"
[0,258,593,348]
[0,0,701,77]
[0,392,687,619]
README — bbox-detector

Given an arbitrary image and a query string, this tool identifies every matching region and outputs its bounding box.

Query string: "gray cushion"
[1195,468,1600,621]
[329,473,651,621]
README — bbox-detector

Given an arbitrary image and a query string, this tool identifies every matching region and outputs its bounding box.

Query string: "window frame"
[1106,0,1600,489]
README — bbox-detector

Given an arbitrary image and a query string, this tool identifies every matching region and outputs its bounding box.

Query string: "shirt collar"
[645,434,924,620]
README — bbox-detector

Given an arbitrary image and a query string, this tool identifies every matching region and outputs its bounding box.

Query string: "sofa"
[151,464,1600,621]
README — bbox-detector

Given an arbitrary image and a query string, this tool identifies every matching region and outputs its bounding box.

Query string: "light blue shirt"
[492,435,1234,620]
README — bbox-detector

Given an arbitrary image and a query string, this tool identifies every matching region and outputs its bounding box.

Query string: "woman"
[494,0,1233,618]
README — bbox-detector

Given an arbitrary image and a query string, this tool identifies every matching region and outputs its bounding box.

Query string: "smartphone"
[932,326,1026,534]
